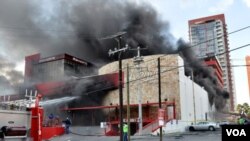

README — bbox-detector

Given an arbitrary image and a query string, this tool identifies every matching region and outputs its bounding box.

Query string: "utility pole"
[126,63,131,141]
[191,69,197,124]
[133,46,144,135]
[158,57,162,141]
[108,33,128,141]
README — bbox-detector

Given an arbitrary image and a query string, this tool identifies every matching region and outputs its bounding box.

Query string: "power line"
[103,43,250,85]
[1,24,250,75]
[0,24,103,39]
[89,40,250,80]
[0,31,101,40]
[122,25,250,67]
[31,56,250,100]
[0,25,116,40]
[189,26,250,49]
[89,42,250,87]
[70,42,250,88]
[8,25,250,96]
[217,44,250,56]
[228,25,250,35]
[0,24,130,41]
[0,21,248,44]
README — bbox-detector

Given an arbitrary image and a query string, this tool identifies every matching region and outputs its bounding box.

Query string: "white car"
[217,121,230,126]
[188,121,220,131]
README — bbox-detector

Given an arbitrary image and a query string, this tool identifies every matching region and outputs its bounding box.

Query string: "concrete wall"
[178,56,210,123]
[155,57,211,135]
[99,54,211,126]
[99,54,180,116]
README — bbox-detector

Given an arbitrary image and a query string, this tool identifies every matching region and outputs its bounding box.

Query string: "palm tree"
[236,104,243,114]
[236,103,250,118]
[243,103,249,114]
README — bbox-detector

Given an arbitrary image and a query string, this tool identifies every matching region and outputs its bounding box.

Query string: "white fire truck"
[0,97,35,139]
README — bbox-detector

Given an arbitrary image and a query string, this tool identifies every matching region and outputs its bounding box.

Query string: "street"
[49,130,221,141]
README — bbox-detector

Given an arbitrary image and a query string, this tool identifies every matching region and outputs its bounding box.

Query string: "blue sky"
[139,0,250,105]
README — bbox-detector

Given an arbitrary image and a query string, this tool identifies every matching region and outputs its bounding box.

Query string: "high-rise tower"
[188,14,235,111]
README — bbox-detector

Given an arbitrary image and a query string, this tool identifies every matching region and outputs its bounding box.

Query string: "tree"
[236,103,250,118]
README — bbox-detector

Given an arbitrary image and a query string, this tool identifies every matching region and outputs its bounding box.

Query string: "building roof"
[37,53,93,66]
[188,14,225,25]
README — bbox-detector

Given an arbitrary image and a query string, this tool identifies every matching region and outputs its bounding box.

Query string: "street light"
[133,46,144,135]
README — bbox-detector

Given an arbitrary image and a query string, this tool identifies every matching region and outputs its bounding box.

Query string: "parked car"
[217,120,230,126]
[187,121,220,131]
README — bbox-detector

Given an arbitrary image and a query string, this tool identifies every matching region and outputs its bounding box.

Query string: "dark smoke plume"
[0,55,23,96]
[0,0,175,64]
[177,39,229,110]
[0,0,228,110]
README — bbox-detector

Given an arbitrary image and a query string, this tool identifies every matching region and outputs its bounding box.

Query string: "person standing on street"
[123,122,128,141]
[63,117,72,134]
[239,116,245,125]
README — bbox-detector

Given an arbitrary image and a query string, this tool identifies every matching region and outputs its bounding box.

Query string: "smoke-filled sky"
[0,0,249,108]
[144,0,250,105]
[0,0,176,94]
[0,0,175,62]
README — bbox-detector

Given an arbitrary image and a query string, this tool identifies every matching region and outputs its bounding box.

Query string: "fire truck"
[0,92,65,140]
[0,99,32,139]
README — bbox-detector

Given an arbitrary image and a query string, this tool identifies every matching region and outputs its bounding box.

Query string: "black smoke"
[177,40,229,110]
[0,55,23,97]
[0,0,175,64]
[0,0,228,110]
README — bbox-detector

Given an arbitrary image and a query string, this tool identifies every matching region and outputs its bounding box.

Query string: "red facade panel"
[35,81,65,96]
[25,53,40,79]
[204,59,224,87]
[246,56,250,100]
[35,73,120,96]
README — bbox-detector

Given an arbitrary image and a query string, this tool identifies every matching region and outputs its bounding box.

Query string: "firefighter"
[54,115,60,126]
[48,113,54,126]
[63,117,72,134]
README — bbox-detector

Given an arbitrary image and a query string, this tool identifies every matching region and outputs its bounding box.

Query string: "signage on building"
[39,57,56,63]
[73,57,87,65]
[158,108,165,126]
[100,122,107,128]
[37,54,89,66]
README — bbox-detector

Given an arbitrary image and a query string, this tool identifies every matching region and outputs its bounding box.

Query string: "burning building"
[23,53,120,125]
[4,50,227,135]
[97,54,211,134]
[25,53,94,83]
[22,49,228,135]
[0,0,232,138]
[203,56,224,88]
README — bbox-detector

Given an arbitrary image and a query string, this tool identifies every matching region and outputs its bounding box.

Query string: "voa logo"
[226,129,246,136]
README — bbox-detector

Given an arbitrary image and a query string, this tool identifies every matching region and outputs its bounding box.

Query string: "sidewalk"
[48,126,199,141]
[49,134,161,141]
[48,126,161,141]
